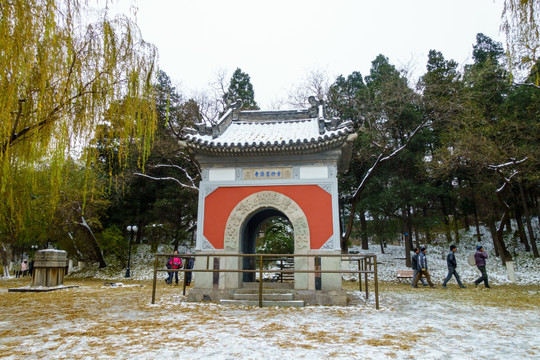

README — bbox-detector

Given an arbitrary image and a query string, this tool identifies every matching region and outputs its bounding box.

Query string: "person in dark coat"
[184,251,195,286]
[412,247,436,288]
[28,259,34,277]
[442,245,466,288]
[474,245,490,288]
[411,248,428,287]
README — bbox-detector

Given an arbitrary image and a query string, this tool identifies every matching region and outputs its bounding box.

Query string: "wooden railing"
[151,253,378,309]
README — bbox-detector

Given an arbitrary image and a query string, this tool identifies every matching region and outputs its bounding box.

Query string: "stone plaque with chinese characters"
[243,168,292,180]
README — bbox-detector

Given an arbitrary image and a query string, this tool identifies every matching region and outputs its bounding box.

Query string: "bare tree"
[287,68,332,108]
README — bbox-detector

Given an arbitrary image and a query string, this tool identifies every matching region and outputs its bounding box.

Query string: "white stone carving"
[320,236,336,250]
[328,165,337,177]
[203,185,219,196]
[202,169,209,181]
[202,237,215,250]
[319,183,332,194]
[223,191,310,253]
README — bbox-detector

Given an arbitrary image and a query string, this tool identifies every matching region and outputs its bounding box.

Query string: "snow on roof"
[182,100,355,157]
[186,117,350,148]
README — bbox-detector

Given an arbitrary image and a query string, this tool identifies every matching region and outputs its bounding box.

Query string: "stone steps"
[242,282,294,290]
[219,287,304,307]
[220,299,305,307]
[233,288,294,294]
[233,293,294,301]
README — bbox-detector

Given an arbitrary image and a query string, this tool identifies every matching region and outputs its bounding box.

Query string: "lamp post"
[125,225,138,278]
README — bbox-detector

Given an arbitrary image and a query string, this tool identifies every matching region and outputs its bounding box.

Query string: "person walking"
[184,251,195,286]
[474,245,490,288]
[412,247,436,288]
[442,245,466,289]
[411,248,428,287]
[166,250,183,285]
[20,260,28,277]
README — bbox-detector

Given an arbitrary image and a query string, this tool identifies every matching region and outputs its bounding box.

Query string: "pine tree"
[224,68,259,110]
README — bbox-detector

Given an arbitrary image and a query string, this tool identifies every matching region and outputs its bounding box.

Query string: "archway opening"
[241,208,293,282]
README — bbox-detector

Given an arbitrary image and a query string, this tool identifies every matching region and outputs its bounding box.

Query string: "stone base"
[8,285,79,293]
[295,289,348,306]
[186,286,350,306]
[186,288,233,302]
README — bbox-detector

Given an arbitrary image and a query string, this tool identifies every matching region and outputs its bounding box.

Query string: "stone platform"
[8,285,79,293]
[187,282,349,306]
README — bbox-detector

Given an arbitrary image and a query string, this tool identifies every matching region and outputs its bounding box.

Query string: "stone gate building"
[180,97,356,304]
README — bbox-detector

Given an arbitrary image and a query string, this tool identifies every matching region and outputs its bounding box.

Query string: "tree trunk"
[360,210,369,250]
[342,196,358,254]
[491,170,516,266]
[487,216,500,257]
[457,177,470,230]
[495,209,513,265]
[80,217,107,268]
[470,185,482,242]
[404,233,411,268]
[532,191,540,225]
[504,215,512,232]
[414,225,420,248]
[439,196,452,243]
[1,243,10,278]
[422,207,432,244]
[451,205,460,245]
[518,181,539,258]
[514,206,531,252]
[404,205,413,248]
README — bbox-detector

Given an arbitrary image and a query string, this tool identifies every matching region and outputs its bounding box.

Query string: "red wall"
[203,185,333,250]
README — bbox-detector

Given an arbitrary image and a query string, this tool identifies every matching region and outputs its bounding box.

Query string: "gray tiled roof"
[182,101,355,157]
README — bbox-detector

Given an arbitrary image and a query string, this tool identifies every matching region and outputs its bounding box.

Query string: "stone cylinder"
[31,249,68,287]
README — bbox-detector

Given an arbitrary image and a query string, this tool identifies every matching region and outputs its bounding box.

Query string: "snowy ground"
[2,230,539,359]
[0,278,538,360]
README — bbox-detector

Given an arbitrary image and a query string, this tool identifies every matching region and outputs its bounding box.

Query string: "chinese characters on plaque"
[243,168,292,180]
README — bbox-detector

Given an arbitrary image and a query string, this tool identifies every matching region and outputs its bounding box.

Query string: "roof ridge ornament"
[309,96,331,135]
[230,99,243,110]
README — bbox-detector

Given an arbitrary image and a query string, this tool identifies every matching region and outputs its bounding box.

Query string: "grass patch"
[344,281,540,309]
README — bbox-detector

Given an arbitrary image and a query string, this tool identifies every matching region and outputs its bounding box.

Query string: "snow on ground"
[348,242,540,286]
[0,278,539,359]
[69,239,540,287]
[2,227,539,359]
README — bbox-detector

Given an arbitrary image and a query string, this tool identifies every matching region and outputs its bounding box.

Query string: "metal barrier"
[152,253,378,309]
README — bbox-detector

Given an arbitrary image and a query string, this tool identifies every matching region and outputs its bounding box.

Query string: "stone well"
[31,249,68,287]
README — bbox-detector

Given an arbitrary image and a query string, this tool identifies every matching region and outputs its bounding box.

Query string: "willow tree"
[0,0,157,260]
[501,0,540,85]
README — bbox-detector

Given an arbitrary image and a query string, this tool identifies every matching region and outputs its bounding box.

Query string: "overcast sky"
[113,0,505,109]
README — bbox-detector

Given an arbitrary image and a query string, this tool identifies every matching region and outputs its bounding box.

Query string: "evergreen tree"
[256,218,294,254]
[224,68,259,110]
[333,55,427,258]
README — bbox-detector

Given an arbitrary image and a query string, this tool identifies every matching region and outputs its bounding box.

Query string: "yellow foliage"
[0,1,158,242]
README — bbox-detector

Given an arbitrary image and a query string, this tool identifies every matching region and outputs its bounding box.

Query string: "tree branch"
[134,172,199,192]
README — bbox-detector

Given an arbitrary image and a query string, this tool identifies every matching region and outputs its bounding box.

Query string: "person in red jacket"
[166,250,182,285]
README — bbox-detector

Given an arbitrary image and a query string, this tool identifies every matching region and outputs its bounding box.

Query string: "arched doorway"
[224,191,310,253]
[241,208,293,282]
[222,191,311,289]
